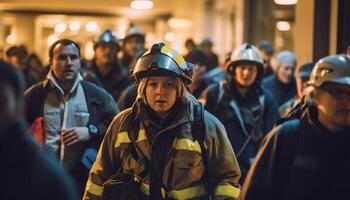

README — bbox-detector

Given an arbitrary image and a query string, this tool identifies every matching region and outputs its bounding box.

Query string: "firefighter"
[83,29,132,101]
[240,54,350,200]
[84,43,241,200]
[200,43,279,183]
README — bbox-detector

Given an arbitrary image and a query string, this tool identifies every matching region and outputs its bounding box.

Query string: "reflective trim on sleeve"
[85,180,103,197]
[167,184,208,199]
[173,138,202,153]
[214,183,240,198]
[140,182,166,198]
[115,129,147,148]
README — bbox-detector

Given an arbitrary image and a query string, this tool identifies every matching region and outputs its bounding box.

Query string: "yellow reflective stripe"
[168,184,207,199]
[114,131,130,148]
[115,129,147,148]
[214,184,240,198]
[140,183,166,198]
[161,45,172,54]
[161,45,186,66]
[173,138,202,153]
[174,53,185,66]
[85,180,103,197]
[140,182,150,196]
[136,129,147,143]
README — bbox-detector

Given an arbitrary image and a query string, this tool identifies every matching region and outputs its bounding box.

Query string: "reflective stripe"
[214,184,240,198]
[85,180,103,197]
[160,45,187,69]
[140,183,166,198]
[167,184,208,199]
[115,129,147,148]
[173,138,202,153]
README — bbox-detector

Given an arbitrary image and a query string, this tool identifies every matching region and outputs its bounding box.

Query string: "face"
[234,64,258,87]
[145,76,177,117]
[296,77,310,97]
[315,82,350,132]
[277,61,296,84]
[0,82,18,126]
[94,43,118,65]
[50,44,81,82]
[123,36,144,57]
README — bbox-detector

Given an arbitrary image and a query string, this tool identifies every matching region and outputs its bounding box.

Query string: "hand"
[61,127,90,146]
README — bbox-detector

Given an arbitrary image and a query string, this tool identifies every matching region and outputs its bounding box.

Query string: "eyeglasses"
[320,85,350,99]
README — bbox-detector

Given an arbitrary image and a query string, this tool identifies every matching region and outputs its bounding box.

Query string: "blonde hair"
[136,76,188,104]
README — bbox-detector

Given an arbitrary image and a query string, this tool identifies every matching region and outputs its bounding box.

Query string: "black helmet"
[132,43,194,84]
[94,29,118,48]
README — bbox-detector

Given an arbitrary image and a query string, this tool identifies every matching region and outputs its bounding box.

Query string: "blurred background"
[0,0,349,66]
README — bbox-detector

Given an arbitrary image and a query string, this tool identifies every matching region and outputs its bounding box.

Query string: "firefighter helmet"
[94,29,118,48]
[226,43,264,72]
[123,26,145,43]
[132,43,194,84]
[309,54,350,87]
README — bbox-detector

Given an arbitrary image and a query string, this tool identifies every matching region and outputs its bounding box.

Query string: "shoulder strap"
[192,102,212,197]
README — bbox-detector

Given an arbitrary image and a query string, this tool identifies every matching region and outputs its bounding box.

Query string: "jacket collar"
[46,71,83,96]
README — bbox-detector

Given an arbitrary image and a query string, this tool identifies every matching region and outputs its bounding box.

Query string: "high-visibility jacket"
[84,97,241,199]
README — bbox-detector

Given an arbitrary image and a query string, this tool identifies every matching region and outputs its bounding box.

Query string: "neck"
[96,60,113,77]
[236,85,250,98]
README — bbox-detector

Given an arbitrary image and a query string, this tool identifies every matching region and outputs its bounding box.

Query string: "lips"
[155,100,166,104]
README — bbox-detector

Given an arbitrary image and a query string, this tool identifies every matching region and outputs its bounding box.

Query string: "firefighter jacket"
[240,105,350,200]
[200,81,279,183]
[84,96,241,199]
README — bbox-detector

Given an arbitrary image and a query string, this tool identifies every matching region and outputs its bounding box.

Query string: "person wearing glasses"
[240,54,350,200]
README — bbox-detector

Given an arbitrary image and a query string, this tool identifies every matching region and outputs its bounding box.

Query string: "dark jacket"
[240,105,350,200]
[117,83,137,111]
[201,81,279,183]
[262,74,297,107]
[84,96,241,200]
[25,79,119,167]
[1,120,78,200]
[83,60,133,101]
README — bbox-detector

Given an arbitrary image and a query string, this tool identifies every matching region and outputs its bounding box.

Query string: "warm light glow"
[130,0,154,10]
[48,34,59,46]
[84,41,95,60]
[55,23,67,33]
[276,21,290,31]
[85,21,99,32]
[168,18,192,29]
[6,34,16,45]
[69,21,81,32]
[274,0,297,5]
[165,32,175,42]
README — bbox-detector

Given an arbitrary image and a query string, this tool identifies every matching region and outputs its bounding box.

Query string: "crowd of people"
[1,26,350,200]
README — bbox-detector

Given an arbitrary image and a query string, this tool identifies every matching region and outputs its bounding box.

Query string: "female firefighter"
[84,43,241,200]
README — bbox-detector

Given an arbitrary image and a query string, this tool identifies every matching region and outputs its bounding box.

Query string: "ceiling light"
[130,0,154,10]
[55,23,67,33]
[6,34,16,45]
[168,18,192,29]
[274,0,297,5]
[165,32,175,42]
[276,21,290,31]
[69,21,81,32]
[85,21,99,33]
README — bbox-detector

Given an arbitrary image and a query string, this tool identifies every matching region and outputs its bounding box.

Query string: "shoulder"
[24,80,45,97]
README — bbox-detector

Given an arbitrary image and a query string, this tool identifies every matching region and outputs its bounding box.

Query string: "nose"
[155,84,165,94]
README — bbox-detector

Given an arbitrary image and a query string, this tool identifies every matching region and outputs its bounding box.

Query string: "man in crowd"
[25,39,118,197]
[240,54,350,200]
[0,60,78,200]
[262,50,297,107]
[279,62,314,116]
[83,29,132,102]
[258,40,275,77]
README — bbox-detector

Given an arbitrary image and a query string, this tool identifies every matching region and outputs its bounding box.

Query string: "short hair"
[49,39,81,61]
[0,60,25,100]
[6,45,28,59]
[275,50,297,68]
[136,77,188,104]
[185,49,209,67]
